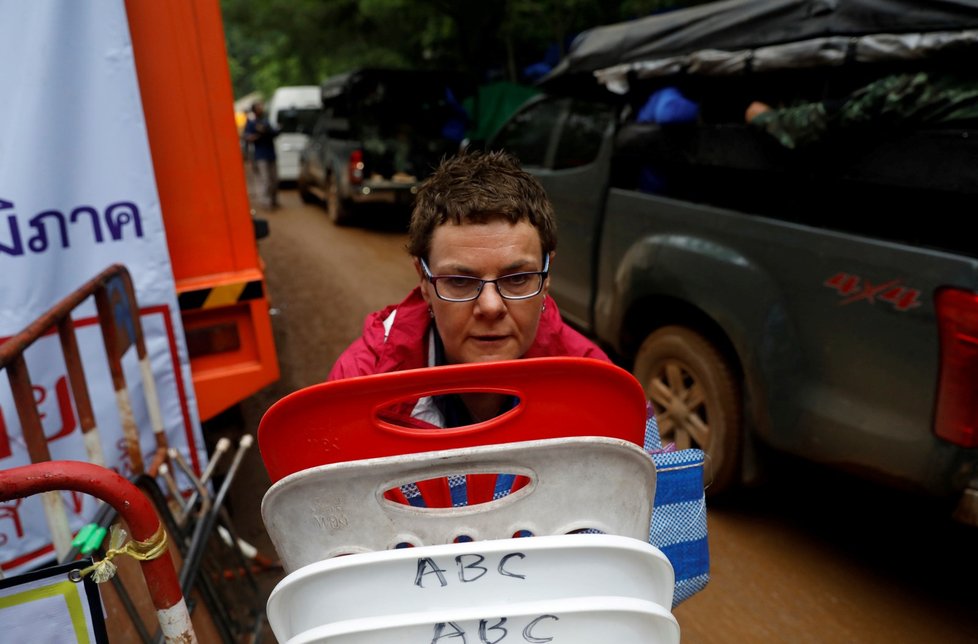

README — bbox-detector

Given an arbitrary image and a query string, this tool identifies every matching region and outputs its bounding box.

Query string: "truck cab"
[298,68,471,225]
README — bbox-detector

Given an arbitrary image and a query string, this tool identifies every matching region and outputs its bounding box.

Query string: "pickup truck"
[487,0,978,525]
[298,68,470,225]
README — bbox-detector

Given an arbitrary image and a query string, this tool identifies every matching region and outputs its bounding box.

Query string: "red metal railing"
[0,461,196,642]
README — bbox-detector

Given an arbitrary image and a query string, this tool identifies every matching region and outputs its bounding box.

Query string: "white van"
[267,85,322,183]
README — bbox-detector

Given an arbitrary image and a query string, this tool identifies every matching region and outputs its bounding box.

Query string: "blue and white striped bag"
[644,409,710,606]
[398,405,710,606]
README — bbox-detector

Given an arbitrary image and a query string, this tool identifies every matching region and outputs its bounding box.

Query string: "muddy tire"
[297,177,317,204]
[327,173,353,225]
[634,325,742,495]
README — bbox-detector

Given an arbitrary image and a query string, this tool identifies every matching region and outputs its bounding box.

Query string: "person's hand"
[745,101,772,123]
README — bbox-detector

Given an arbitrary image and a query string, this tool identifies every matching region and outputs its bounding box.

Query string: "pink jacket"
[328,286,609,380]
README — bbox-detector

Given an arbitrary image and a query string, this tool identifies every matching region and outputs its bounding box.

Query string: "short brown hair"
[407,150,557,260]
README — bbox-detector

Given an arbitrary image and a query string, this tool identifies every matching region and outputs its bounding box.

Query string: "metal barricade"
[0,264,168,558]
[0,264,271,642]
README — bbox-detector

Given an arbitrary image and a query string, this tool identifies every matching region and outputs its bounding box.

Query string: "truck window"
[279,107,321,134]
[492,97,565,167]
[553,100,616,170]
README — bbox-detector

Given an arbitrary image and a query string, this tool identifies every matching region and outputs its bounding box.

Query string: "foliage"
[220,0,710,100]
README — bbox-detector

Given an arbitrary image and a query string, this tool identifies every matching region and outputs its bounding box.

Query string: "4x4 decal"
[824,272,922,311]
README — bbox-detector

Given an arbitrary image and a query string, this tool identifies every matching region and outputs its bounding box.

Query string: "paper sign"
[0,0,204,574]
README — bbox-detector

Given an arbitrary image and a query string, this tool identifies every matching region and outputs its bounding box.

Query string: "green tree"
[221,0,706,99]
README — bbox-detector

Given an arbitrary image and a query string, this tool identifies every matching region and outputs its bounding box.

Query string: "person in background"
[327,149,610,427]
[745,70,978,149]
[632,85,700,194]
[243,100,280,209]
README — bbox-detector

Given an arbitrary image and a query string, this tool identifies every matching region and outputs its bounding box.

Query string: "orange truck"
[125,0,279,422]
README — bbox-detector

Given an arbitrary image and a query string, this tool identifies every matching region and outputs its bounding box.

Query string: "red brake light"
[934,287,978,448]
[348,149,364,185]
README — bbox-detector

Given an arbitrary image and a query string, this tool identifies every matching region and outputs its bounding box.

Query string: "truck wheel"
[297,177,317,204]
[634,325,742,495]
[327,174,352,225]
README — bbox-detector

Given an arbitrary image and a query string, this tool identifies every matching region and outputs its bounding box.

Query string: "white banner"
[0,1,204,573]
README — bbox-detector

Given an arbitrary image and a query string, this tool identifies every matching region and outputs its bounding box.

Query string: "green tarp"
[464,81,540,143]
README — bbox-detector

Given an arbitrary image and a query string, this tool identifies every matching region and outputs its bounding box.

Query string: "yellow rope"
[77,523,168,583]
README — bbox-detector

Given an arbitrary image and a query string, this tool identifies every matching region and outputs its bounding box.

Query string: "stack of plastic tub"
[257,358,681,643]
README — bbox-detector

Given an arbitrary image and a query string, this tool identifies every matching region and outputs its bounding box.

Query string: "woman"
[324,155,707,605]
[328,149,610,427]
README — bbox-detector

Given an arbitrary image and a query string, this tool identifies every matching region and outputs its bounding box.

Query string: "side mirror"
[252,215,270,240]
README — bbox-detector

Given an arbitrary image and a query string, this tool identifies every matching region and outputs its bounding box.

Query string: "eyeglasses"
[420,256,550,302]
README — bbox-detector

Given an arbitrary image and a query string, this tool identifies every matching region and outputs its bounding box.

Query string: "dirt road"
[226,187,978,643]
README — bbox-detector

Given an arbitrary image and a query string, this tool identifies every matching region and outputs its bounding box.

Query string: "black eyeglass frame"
[419,255,551,303]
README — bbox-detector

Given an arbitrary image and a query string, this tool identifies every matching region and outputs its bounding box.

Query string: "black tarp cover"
[543,0,978,92]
